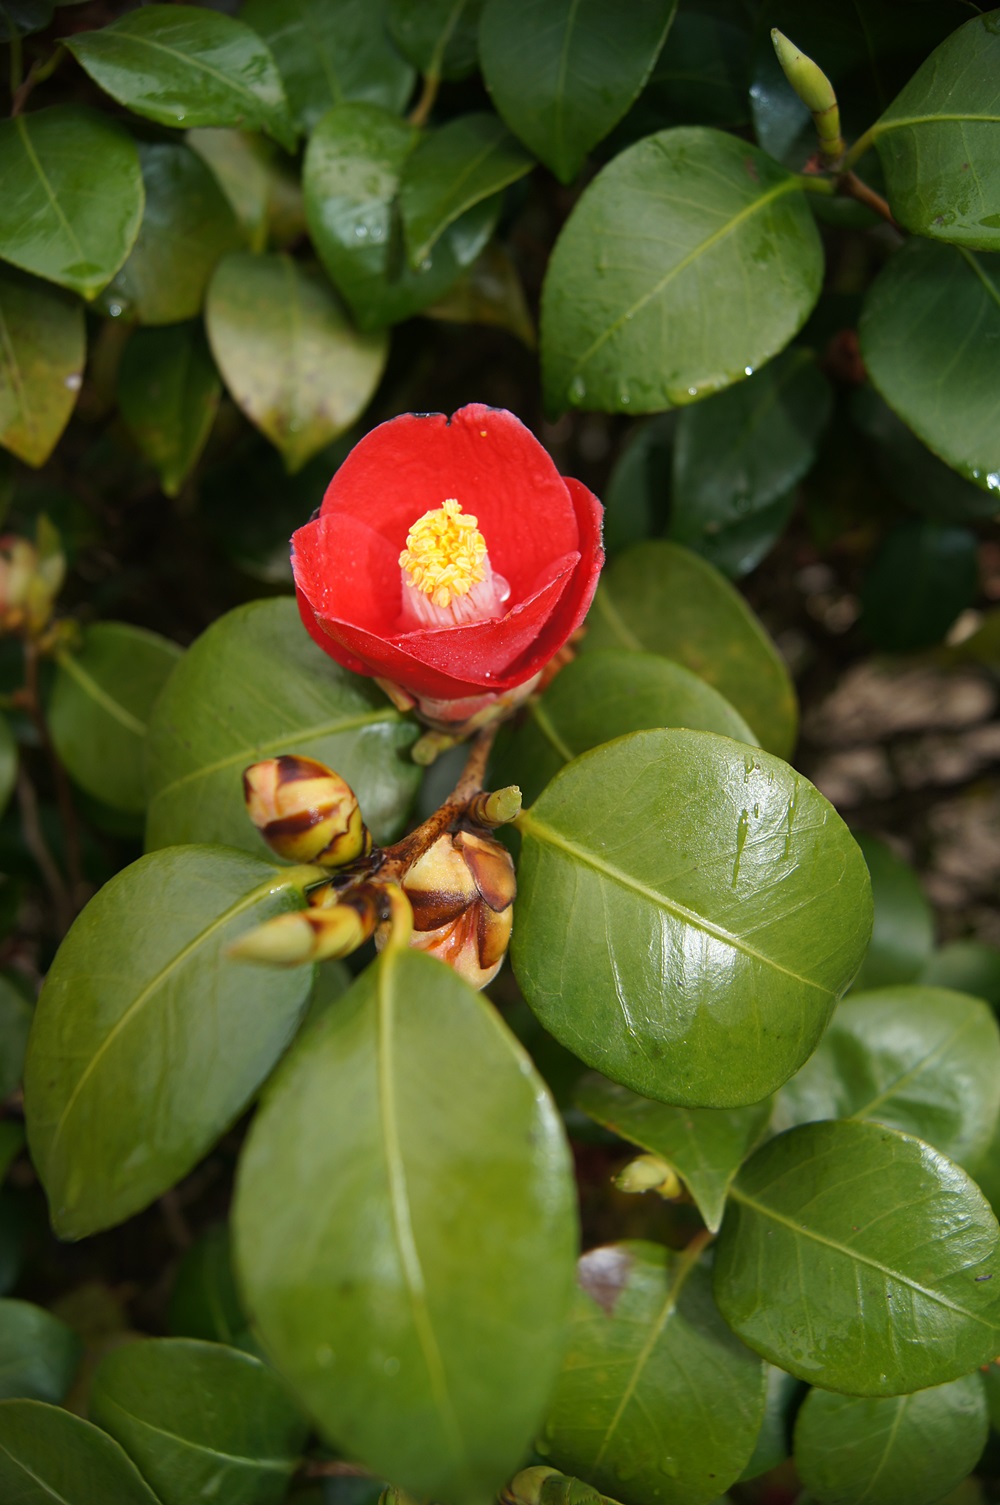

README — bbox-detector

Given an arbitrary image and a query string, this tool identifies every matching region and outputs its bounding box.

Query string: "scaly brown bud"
[380,828,516,989]
[243,755,371,867]
[614,1153,683,1199]
[229,887,379,965]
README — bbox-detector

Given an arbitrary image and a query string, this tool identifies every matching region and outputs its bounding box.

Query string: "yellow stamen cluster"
[399,499,487,609]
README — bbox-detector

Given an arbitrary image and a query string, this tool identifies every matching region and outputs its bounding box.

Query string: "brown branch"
[300,1460,376,1480]
[377,724,499,880]
[16,765,73,935]
[23,640,85,916]
[838,171,901,230]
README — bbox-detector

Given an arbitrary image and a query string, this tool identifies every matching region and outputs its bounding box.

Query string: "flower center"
[398,499,509,630]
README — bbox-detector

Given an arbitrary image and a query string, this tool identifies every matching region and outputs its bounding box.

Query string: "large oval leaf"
[234,948,577,1505]
[860,239,1000,497]
[144,597,420,854]
[480,0,676,183]
[540,1241,765,1504]
[0,265,84,468]
[774,986,1000,1171]
[387,0,483,82]
[0,1299,81,1403]
[90,1338,308,1505]
[0,106,144,298]
[861,520,979,652]
[492,648,756,807]
[793,1374,987,1505]
[117,323,221,497]
[575,1073,770,1233]
[242,0,414,132]
[0,1399,160,1504]
[48,622,182,814]
[541,127,824,414]
[868,13,1000,252]
[24,846,314,1238]
[66,5,296,151]
[714,1119,1000,1394]
[205,251,387,473]
[580,542,798,760]
[852,833,935,992]
[512,730,872,1107]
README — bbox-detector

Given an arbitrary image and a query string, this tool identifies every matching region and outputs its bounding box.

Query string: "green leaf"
[480,0,676,183]
[387,0,483,81]
[0,1399,161,1504]
[850,386,999,525]
[629,1,751,133]
[233,948,577,1505]
[400,113,533,268]
[169,1224,251,1349]
[492,648,756,808]
[0,1,53,41]
[0,266,85,467]
[0,714,15,817]
[861,521,979,652]
[869,14,1000,252]
[242,0,415,132]
[0,106,144,299]
[852,833,935,992]
[794,1375,988,1505]
[739,1363,803,1482]
[117,323,221,497]
[575,1072,771,1232]
[669,349,831,576]
[145,597,420,854]
[601,413,675,553]
[304,103,499,331]
[921,941,1000,1011]
[512,729,872,1108]
[580,541,798,758]
[423,242,536,347]
[48,623,181,815]
[66,5,297,152]
[205,251,388,472]
[540,1240,765,1504]
[24,845,315,1238]
[859,239,1000,496]
[0,973,32,1100]
[714,1119,1000,1394]
[774,986,1000,1171]
[0,1299,81,1404]
[99,140,243,326]
[90,1338,308,1505]
[540,127,824,415]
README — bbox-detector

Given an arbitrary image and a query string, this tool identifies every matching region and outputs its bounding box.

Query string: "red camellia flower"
[291,403,604,726]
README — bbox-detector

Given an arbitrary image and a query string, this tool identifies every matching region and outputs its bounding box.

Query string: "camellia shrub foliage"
[2,0,1000,1502]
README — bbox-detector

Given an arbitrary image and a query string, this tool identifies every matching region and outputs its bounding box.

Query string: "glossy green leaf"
[48,623,182,814]
[91,1338,308,1505]
[860,239,1000,496]
[205,251,387,472]
[541,1240,764,1504]
[774,986,1000,1170]
[0,974,32,1100]
[0,266,85,467]
[0,106,144,298]
[480,0,676,183]
[145,597,420,853]
[601,413,675,553]
[169,1224,252,1349]
[714,1119,1000,1394]
[629,1,750,133]
[117,323,221,497]
[100,141,243,326]
[575,1072,771,1232]
[541,127,824,415]
[850,386,999,525]
[400,113,533,267]
[0,1,53,40]
[794,1375,988,1505]
[861,521,979,652]
[66,6,296,152]
[234,948,577,1505]
[921,942,1000,1011]
[242,0,414,131]
[739,1364,803,1482]
[304,102,498,331]
[0,714,15,817]
[513,730,872,1107]
[852,834,935,992]
[0,1299,81,1403]
[493,648,756,808]
[669,349,831,576]
[387,0,483,81]
[580,542,798,758]
[868,14,1000,251]
[423,241,535,347]
[0,1399,161,1504]
[24,845,315,1238]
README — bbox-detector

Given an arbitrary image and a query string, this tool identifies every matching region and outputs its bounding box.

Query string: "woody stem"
[377,723,499,880]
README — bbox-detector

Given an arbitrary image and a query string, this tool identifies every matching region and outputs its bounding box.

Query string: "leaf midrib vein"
[94,1392,293,1471]
[56,650,147,737]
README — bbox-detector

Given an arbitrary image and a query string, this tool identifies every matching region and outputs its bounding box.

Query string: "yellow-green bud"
[614,1153,683,1199]
[243,755,371,867]
[771,29,844,161]
[0,521,66,639]
[229,889,378,966]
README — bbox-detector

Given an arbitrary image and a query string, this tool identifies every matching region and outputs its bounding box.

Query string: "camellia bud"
[771,29,844,162]
[380,828,516,989]
[228,885,380,966]
[0,519,66,639]
[614,1153,683,1200]
[243,755,371,867]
